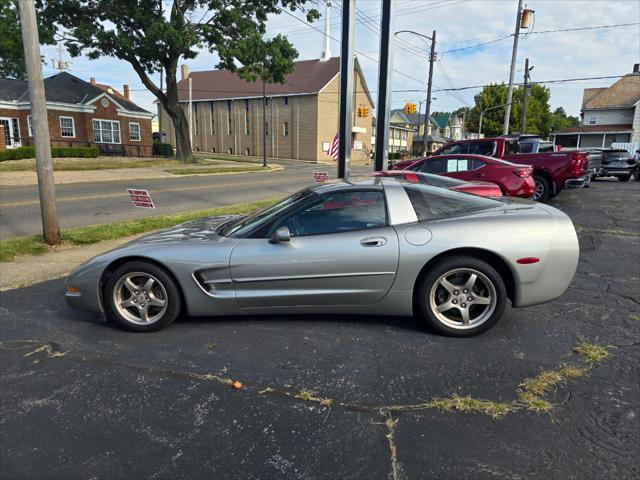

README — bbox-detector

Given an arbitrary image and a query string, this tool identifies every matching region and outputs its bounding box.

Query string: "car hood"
[128,214,244,244]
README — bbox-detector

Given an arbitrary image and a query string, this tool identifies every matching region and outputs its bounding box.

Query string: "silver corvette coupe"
[66,176,579,337]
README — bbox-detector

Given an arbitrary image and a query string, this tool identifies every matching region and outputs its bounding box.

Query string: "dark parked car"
[588,149,636,182]
[406,154,535,198]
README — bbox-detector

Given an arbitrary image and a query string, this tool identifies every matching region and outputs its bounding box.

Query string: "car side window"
[420,158,446,174]
[467,141,496,156]
[439,144,466,155]
[445,158,470,172]
[273,190,387,237]
[471,159,486,170]
[505,141,520,154]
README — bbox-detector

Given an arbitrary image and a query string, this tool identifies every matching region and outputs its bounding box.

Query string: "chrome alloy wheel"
[429,268,497,330]
[112,272,168,325]
[533,179,545,201]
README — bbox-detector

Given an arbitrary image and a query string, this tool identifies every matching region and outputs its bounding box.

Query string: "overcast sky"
[41,0,640,119]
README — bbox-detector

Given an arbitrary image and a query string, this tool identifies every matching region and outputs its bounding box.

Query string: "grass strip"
[0,199,275,262]
[0,157,205,172]
[425,394,514,419]
[166,166,268,175]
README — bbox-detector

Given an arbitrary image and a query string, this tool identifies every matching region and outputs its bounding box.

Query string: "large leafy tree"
[42,0,319,161]
[466,83,555,138]
[0,0,55,79]
[551,107,580,131]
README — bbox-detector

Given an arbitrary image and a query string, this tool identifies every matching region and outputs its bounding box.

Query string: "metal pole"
[520,57,529,134]
[159,69,163,137]
[374,0,395,171]
[188,76,193,146]
[503,0,523,135]
[271,98,274,157]
[422,30,436,156]
[479,109,484,136]
[337,0,355,178]
[262,75,267,167]
[19,0,60,245]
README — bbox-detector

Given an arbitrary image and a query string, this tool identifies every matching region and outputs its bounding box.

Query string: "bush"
[0,146,98,161]
[0,147,35,161]
[153,142,174,157]
[51,147,99,158]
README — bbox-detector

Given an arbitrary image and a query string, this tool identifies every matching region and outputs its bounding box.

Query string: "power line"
[274,4,426,85]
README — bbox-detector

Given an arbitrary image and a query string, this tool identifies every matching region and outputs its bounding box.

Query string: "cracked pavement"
[1,179,639,479]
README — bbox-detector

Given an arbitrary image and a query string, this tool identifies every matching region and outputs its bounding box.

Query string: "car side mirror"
[269,226,291,244]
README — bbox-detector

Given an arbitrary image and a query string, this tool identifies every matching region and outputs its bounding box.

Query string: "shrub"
[0,146,98,161]
[51,147,99,158]
[0,147,35,161]
[153,142,174,157]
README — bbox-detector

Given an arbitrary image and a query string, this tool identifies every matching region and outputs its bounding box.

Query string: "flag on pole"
[327,133,339,160]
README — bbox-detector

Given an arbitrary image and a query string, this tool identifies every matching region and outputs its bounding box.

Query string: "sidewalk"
[0,162,282,187]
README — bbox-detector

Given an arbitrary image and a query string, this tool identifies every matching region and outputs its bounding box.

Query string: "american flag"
[327,133,339,160]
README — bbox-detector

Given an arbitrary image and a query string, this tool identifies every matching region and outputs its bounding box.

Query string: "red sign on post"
[127,188,155,209]
[313,171,330,183]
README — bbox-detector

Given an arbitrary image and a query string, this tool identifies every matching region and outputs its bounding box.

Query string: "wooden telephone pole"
[19,0,60,245]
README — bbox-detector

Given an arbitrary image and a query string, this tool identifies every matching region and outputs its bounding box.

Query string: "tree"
[551,107,580,131]
[0,0,55,79]
[42,0,319,161]
[466,83,554,138]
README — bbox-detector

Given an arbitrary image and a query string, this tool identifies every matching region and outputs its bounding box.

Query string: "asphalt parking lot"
[1,179,639,480]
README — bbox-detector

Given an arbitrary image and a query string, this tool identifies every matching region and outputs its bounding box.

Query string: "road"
[0,179,638,479]
[0,161,371,240]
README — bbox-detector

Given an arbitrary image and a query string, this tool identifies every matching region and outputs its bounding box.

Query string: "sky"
[40,0,640,120]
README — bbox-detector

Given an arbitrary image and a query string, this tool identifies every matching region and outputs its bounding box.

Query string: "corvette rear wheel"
[105,261,181,332]
[418,257,506,337]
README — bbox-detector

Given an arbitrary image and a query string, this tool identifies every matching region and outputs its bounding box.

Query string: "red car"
[406,154,535,198]
[373,170,503,197]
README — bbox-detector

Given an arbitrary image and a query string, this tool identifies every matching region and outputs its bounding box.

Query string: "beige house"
[553,65,640,148]
[158,56,374,163]
[371,117,415,155]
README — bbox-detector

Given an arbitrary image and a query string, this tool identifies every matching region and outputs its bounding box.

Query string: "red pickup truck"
[393,137,589,201]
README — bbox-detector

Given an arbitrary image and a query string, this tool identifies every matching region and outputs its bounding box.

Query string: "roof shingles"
[582,74,640,110]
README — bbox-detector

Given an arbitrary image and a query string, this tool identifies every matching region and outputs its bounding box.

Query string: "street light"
[395,29,436,156]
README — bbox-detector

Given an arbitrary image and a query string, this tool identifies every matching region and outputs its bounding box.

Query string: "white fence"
[611,142,640,154]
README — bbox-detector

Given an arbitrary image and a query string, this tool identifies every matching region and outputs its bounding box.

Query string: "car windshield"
[219,189,316,237]
[398,171,465,187]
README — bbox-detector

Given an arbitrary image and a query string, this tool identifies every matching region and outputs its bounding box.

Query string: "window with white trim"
[59,116,75,138]
[588,116,597,125]
[283,121,289,137]
[92,119,121,143]
[27,116,33,136]
[129,122,141,141]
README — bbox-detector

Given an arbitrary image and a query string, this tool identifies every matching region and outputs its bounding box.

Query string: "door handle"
[360,237,387,247]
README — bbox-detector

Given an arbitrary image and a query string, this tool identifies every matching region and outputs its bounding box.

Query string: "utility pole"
[422,30,436,156]
[503,0,524,135]
[373,0,395,171]
[19,0,60,245]
[337,0,355,178]
[520,58,531,134]
[262,75,267,167]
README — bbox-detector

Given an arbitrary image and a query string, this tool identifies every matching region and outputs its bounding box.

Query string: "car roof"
[309,176,385,194]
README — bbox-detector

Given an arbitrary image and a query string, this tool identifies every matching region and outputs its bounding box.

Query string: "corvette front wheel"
[105,261,181,332]
[418,257,506,337]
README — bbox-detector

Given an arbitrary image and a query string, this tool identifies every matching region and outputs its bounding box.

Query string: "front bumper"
[564,176,589,189]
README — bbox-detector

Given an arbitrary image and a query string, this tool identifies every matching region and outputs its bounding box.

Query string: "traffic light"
[404,102,417,115]
[357,106,369,118]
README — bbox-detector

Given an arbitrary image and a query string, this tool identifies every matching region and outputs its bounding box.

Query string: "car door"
[229,189,399,309]
[439,157,477,181]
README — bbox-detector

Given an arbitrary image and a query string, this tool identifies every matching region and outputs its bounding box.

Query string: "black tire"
[618,175,631,182]
[104,261,182,332]
[417,256,507,337]
[533,175,551,202]
[634,167,640,182]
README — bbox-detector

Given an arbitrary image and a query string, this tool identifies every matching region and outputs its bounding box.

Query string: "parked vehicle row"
[585,148,637,182]
[393,136,590,201]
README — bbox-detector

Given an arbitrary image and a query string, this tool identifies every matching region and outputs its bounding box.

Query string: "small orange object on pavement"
[231,381,242,389]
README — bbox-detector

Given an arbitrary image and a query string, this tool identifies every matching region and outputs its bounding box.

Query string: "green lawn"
[0,156,205,172]
[0,199,275,262]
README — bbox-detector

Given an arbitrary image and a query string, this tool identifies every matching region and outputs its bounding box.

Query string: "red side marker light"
[517,257,540,264]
